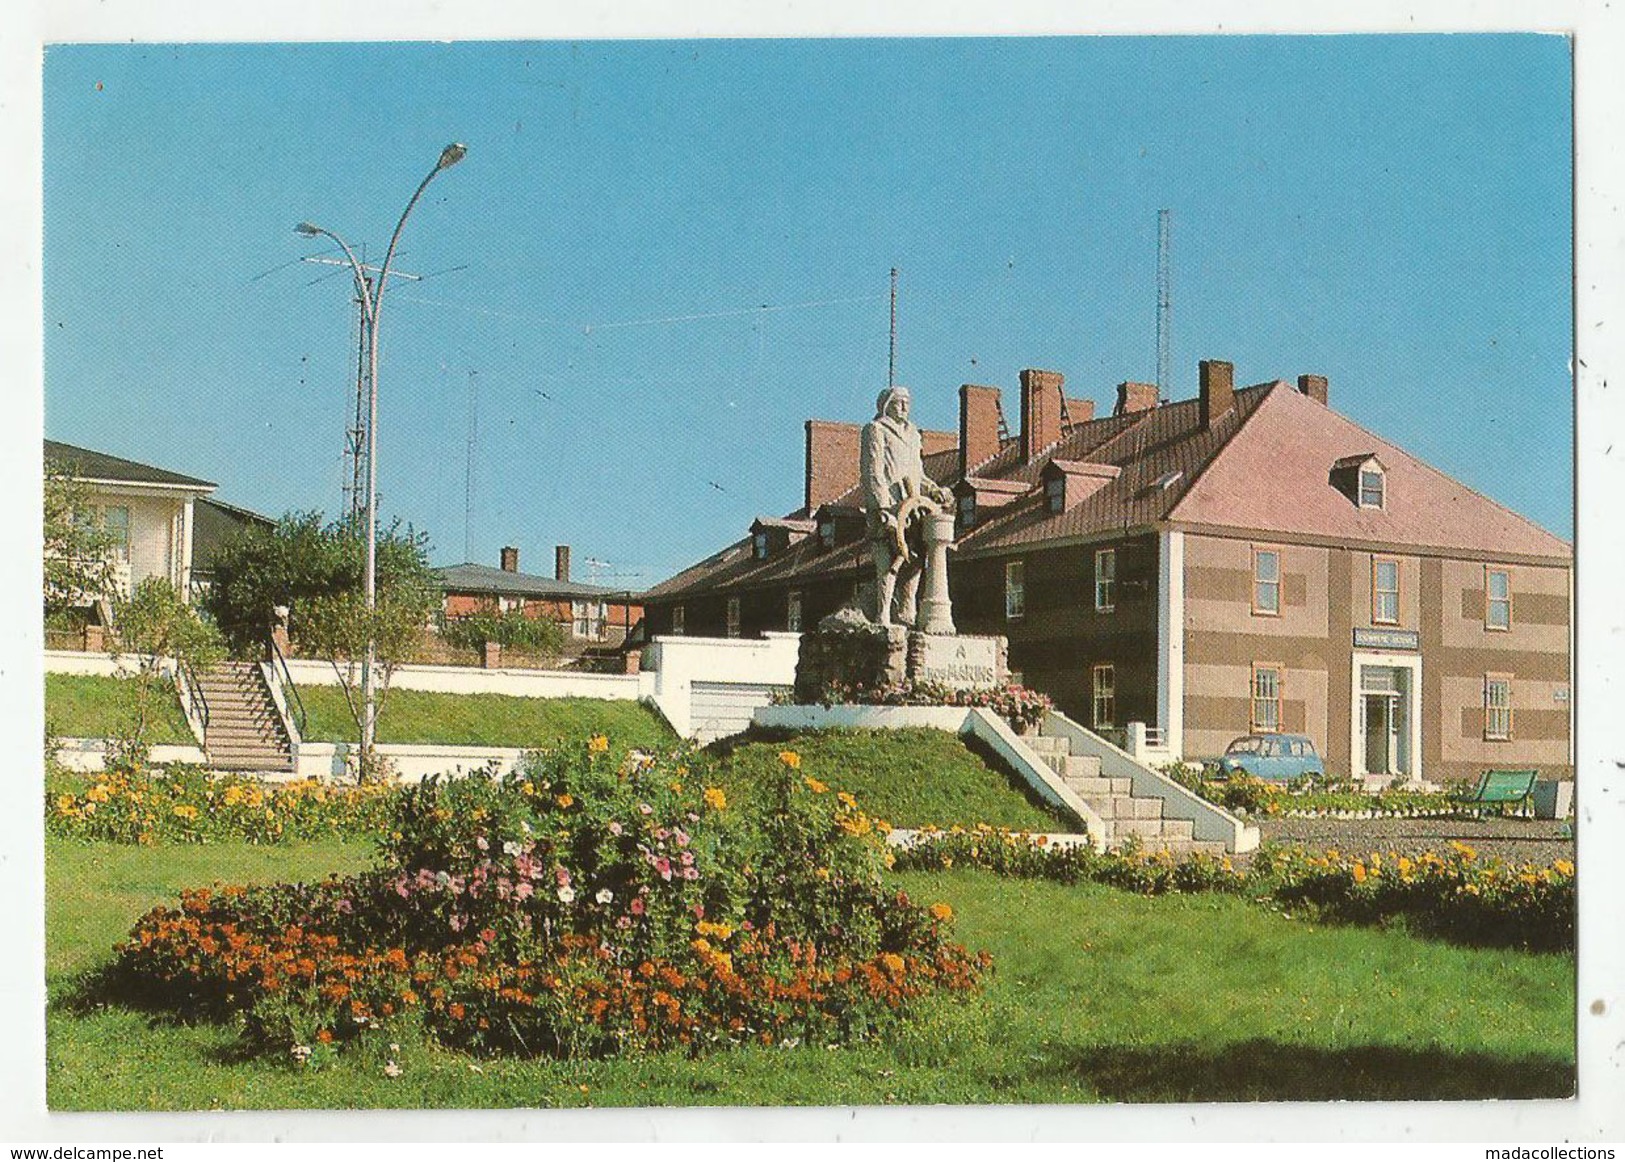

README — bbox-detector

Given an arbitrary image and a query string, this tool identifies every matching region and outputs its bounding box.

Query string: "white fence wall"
[45,650,175,679]
[281,657,650,701]
[643,633,801,741]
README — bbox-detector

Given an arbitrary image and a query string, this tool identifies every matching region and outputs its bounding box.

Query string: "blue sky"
[42,36,1573,584]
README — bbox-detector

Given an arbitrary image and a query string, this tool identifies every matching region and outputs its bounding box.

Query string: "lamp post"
[296,142,467,771]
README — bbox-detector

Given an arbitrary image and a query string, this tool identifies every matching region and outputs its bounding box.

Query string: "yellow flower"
[703,787,727,811]
[86,784,111,803]
[929,902,953,922]
[588,735,609,753]
[883,852,896,868]
[1553,859,1575,877]
[521,782,536,795]
[1352,862,1367,883]
[173,804,199,821]
[814,867,830,881]
[55,794,75,813]
[669,782,683,793]
[804,777,829,794]
[778,750,801,770]
[880,952,905,976]
[556,793,574,809]
[875,818,892,835]
[837,791,858,809]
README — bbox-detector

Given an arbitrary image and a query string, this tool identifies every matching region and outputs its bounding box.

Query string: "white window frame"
[102,505,131,563]
[1251,663,1282,733]
[1485,567,1512,632]
[1252,546,1281,616]
[1092,663,1115,729]
[572,600,606,640]
[1094,548,1117,613]
[1485,674,1513,741]
[1359,465,1386,510]
[1372,557,1400,625]
[1004,560,1026,621]
[726,596,741,638]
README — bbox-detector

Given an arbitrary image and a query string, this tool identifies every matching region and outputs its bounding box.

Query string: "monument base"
[794,610,1008,700]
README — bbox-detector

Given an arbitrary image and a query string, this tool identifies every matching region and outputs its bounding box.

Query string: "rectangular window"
[1252,547,1281,616]
[1094,548,1117,612]
[1046,477,1065,514]
[786,590,802,633]
[818,521,835,550]
[672,605,685,636]
[1359,468,1385,509]
[1251,664,1282,733]
[1372,557,1400,624]
[103,505,131,562]
[726,596,741,638]
[1092,663,1115,729]
[752,531,769,560]
[957,492,977,531]
[1485,675,1512,741]
[572,600,606,639]
[1486,567,1512,631]
[1005,560,1025,620]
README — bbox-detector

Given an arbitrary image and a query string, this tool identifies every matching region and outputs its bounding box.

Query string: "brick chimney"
[554,545,571,583]
[804,419,863,511]
[1064,397,1096,426]
[500,545,519,573]
[1114,382,1159,416]
[1297,374,1329,405]
[959,384,1003,476]
[1020,369,1064,463]
[1198,360,1235,430]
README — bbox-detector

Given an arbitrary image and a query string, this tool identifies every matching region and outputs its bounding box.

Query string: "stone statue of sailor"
[860,385,952,627]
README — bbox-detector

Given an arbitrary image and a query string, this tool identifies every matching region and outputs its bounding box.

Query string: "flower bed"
[893,827,1573,952]
[111,742,988,1062]
[1158,766,1484,820]
[47,766,398,845]
[789,678,1054,732]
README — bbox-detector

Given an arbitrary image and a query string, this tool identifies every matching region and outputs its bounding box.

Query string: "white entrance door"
[1351,656,1421,782]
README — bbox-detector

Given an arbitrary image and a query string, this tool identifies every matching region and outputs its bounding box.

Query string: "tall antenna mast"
[464,369,478,563]
[888,267,898,387]
[1156,209,1172,404]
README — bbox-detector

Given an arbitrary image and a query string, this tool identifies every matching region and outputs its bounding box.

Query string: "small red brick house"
[642,361,1572,786]
[436,545,643,647]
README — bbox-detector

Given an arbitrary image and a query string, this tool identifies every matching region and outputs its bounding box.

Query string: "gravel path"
[1252,814,1574,868]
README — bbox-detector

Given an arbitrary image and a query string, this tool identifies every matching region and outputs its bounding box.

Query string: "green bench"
[1454,769,1539,817]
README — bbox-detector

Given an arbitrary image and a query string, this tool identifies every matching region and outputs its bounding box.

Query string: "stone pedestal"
[915,511,958,635]
[795,609,1007,700]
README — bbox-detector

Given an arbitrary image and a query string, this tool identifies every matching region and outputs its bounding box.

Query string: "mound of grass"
[45,840,1573,1108]
[45,673,194,745]
[298,686,675,753]
[709,727,1071,831]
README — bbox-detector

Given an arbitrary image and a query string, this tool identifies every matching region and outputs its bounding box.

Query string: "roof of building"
[645,379,1571,601]
[44,440,216,490]
[435,562,635,601]
[191,498,276,575]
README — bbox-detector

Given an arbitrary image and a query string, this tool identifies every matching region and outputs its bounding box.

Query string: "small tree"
[109,577,225,774]
[43,463,117,619]
[436,603,565,657]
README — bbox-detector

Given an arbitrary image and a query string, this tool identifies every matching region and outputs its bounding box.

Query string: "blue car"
[1215,734,1325,782]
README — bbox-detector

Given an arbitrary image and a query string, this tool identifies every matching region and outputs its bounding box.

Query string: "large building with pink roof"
[643,361,1572,786]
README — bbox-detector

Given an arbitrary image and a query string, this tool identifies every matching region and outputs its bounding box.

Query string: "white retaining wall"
[281,657,650,701]
[54,739,208,772]
[292,742,528,783]
[644,633,801,741]
[45,650,175,679]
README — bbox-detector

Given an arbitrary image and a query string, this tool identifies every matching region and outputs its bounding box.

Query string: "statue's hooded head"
[874,385,911,423]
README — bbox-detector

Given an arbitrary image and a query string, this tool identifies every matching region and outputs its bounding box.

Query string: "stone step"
[1112,816,1195,841]
[210,744,291,760]
[210,755,294,772]
[1060,754,1102,780]
[1116,836,1231,859]
[1063,776,1133,797]
[1025,735,1069,755]
[1082,795,1165,821]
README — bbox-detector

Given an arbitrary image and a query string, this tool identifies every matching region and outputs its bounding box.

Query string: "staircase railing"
[268,637,307,739]
[176,659,210,743]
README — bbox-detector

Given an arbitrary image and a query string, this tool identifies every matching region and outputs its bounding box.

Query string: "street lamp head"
[437,143,468,170]
[294,221,323,237]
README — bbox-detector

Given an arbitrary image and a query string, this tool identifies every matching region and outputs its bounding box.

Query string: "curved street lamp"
[296,142,467,769]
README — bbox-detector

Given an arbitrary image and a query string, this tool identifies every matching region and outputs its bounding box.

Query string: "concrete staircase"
[195,660,295,774]
[1026,729,1228,857]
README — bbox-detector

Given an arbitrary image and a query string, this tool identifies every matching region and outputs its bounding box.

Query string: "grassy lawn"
[45,839,1573,1109]
[711,727,1070,831]
[298,687,675,752]
[45,673,193,745]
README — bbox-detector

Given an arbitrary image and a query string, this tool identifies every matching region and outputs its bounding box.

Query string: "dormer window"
[958,492,977,530]
[752,531,770,560]
[1045,476,1065,514]
[1359,467,1386,509]
[1331,453,1388,510]
[818,519,835,550]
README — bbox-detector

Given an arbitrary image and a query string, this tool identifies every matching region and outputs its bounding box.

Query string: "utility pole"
[1156,209,1172,404]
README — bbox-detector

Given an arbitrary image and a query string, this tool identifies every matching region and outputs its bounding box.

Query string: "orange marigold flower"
[316,1029,333,1044]
[557,793,575,809]
[703,787,728,811]
[1352,862,1367,883]
[448,1002,467,1020]
[588,735,609,753]
[929,902,953,922]
[778,750,802,770]
[804,776,829,794]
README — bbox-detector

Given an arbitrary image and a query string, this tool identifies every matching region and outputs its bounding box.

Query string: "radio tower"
[1156,209,1172,404]
[888,267,898,387]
